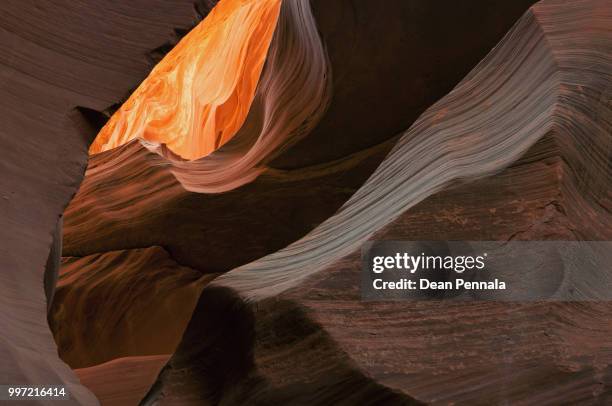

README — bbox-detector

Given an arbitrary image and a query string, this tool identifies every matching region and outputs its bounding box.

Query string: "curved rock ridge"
[89,0,283,160]
[211,0,612,299]
[163,0,332,192]
[143,0,611,403]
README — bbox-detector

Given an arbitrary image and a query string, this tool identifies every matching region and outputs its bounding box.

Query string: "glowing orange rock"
[89,0,282,160]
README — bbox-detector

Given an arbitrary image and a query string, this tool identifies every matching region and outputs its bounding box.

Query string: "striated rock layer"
[62,0,536,272]
[142,0,611,404]
[272,0,539,168]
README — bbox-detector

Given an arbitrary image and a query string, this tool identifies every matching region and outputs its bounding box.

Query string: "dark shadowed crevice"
[71,107,112,138]
[43,216,63,313]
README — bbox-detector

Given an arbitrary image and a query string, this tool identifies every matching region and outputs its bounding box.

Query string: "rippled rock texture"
[2,0,610,405]
[139,0,611,404]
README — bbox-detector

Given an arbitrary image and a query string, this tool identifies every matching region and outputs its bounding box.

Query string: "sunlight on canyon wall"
[89,0,282,160]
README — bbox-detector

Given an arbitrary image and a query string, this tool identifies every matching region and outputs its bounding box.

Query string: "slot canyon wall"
[0,1,218,404]
[1,0,610,405]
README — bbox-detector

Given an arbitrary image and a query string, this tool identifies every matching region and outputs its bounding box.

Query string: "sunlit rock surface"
[89,0,282,160]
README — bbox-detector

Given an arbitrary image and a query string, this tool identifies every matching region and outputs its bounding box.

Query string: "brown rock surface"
[0,0,216,403]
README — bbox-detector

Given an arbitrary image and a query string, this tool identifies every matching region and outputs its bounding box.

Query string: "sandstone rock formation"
[141,0,612,403]
[89,0,282,160]
[3,0,610,405]
[52,1,538,380]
